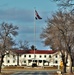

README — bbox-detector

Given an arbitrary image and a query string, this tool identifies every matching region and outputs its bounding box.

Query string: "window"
[35,55,36,57]
[39,60,42,63]
[24,60,26,63]
[39,55,42,58]
[43,60,46,63]
[24,55,26,57]
[55,60,58,64]
[28,60,32,63]
[35,60,37,62]
[7,60,10,63]
[13,55,15,58]
[13,60,15,63]
[55,55,58,58]
[44,55,46,58]
[49,55,51,58]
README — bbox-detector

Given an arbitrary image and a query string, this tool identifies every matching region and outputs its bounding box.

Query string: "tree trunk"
[62,53,69,73]
[0,62,2,73]
[69,55,73,73]
[0,55,4,73]
[63,62,67,73]
[17,54,19,66]
[62,54,67,73]
[70,61,72,73]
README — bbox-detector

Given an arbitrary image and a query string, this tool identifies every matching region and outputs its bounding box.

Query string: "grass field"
[0,66,74,75]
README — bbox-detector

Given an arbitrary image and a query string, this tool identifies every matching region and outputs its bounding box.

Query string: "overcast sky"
[0,0,58,50]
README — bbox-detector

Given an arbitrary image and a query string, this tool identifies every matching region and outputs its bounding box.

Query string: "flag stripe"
[35,10,42,19]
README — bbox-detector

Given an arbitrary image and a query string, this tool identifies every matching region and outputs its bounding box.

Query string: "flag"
[35,10,42,20]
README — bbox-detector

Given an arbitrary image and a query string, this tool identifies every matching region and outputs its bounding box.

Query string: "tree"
[52,0,74,8]
[50,0,74,73]
[40,11,74,73]
[52,0,74,16]
[18,40,29,50]
[0,22,18,73]
[31,45,37,50]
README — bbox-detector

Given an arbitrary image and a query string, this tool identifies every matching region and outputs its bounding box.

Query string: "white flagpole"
[34,8,36,62]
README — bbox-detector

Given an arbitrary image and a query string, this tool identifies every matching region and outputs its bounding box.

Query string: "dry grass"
[3,66,58,69]
[1,66,74,75]
[3,66,25,69]
[0,72,13,75]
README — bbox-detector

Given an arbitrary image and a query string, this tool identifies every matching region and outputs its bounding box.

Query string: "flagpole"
[33,8,42,63]
[34,8,36,62]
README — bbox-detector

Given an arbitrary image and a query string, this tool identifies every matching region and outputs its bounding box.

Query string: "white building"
[2,50,70,67]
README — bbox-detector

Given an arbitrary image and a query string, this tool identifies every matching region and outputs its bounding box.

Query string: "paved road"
[11,71,57,75]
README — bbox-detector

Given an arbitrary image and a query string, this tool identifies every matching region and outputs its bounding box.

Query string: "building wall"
[2,52,63,67]
[19,53,61,66]
[3,54,17,66]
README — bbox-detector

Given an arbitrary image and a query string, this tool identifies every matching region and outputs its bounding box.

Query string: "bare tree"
[18,40,29,50]
[40,11,74,73]
[0,22,18,73]
[52,0,74,15]
[52,0,74,7]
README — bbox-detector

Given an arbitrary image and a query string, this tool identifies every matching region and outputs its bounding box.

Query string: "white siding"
[2,51,70,67]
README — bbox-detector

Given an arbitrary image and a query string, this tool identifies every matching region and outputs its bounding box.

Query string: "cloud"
[0,8,50,49]
[0,8,50,24]
[0,8,34,23]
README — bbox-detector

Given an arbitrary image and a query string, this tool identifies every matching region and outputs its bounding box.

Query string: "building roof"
[12,50,57,54]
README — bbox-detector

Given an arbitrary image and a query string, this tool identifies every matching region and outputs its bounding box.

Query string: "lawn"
[0,66,74,75]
